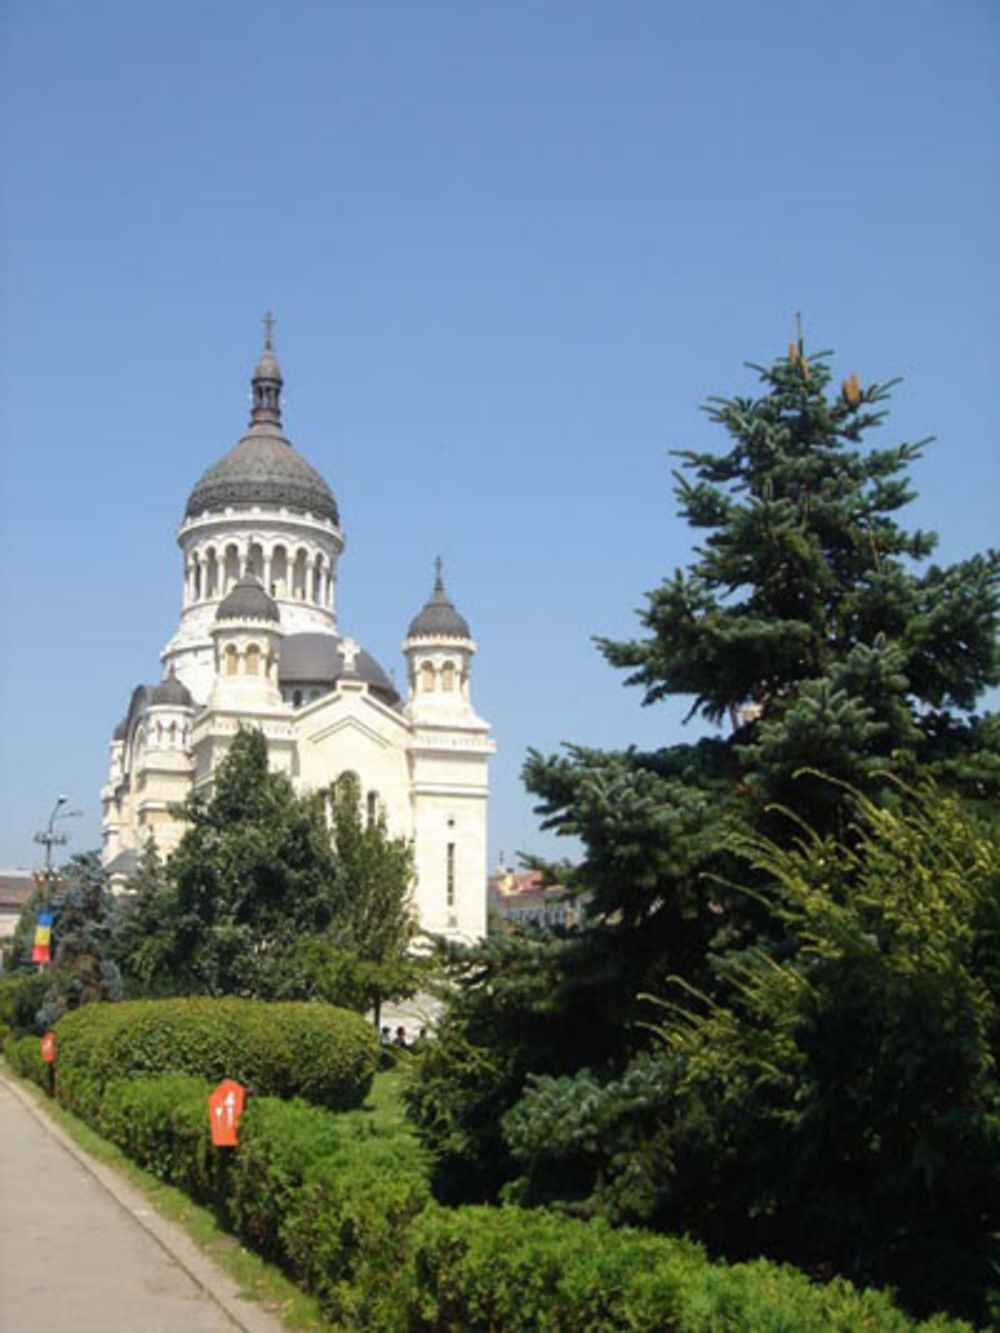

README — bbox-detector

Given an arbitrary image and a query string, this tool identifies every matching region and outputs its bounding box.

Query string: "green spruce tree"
[408,337,1000,1208]
[36,852,123,1029]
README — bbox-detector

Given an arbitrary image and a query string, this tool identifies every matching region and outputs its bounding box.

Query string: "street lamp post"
[33,796,82,898]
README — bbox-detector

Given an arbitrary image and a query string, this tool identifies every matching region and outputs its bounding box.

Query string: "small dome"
[407,562,471,640]
[216,575,280,624]
[253,348,282,381]
[149,670,194,707]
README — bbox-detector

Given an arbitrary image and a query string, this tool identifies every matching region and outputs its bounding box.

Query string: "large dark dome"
[184,337,339,524]
[185,424,340,523]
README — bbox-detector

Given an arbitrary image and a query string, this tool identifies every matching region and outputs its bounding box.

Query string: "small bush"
[54,1064,103,1122]
[6,1033,50,1091]
[97,1074,227,1204]
[227,1092,430,1328]
[55,997,377,1109]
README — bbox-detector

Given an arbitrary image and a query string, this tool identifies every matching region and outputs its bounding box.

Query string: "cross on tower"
[434,556,443,588]
[263,309,275,349]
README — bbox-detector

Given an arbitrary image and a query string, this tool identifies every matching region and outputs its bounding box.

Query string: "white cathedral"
[101,324,495,941]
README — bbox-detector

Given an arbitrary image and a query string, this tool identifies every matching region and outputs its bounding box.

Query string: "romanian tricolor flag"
[31,910,55,964]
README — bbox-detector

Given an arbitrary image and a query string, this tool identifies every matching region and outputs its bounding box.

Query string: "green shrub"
[227,1092,430,1328]
[0,970,54,1036]
[6,1033,50,1091]
[97,1074,226,1204]
[226,1096,346,1257]
[55,997,377,1109]
[407,1205,972,1332]
[54,1064,103,1122]
[280,1136,430,1329]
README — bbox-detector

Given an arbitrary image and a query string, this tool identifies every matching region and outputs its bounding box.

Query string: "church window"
[245,643,261,675]
[442,661,455,691]
[193,563,202,600]
[205,551,218,598]
[272,546,288,597]
[292,689,302,707]
[446,842,455,908]
[224,645,238,676]
[366,791,379,828]
[421,661,435,692]
[224,545,240,591]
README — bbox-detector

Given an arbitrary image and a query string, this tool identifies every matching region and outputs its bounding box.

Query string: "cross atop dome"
[251,312,283,425]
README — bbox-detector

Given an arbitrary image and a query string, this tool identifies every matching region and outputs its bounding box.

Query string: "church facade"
[101,326,495,941]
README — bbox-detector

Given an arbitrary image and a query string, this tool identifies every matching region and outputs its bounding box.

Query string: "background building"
[488,864,586,931]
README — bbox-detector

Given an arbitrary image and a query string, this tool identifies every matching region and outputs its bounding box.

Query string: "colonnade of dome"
[182,536,336,611]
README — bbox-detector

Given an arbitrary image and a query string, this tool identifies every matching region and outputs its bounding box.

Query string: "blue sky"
[1,1,997,871]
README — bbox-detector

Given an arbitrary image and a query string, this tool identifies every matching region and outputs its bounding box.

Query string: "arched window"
[272,546,288,598]
[245,643,261,675]
[193,561,202,600]
[294,549,309,599]
[292,689,303,707]
[224,545,240,591]
[366,790,379,828]
[224,644,238,676]
[205,550,218,598]
[441,661,456,691]
[421,661,435,692]
[248,544,264,581]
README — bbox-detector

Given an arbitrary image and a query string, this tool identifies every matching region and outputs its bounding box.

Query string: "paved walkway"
[0,1073,283,1333]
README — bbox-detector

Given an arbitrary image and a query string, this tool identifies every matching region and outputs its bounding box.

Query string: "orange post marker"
[40,1032,56,1064]
[208,1078,246,1147]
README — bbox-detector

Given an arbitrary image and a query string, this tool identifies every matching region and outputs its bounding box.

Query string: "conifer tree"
[409,337,1000,1207]
[36,852,123,1028]
[528,339,1000,922]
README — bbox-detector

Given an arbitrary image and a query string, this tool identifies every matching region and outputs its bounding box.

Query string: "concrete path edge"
[0,1068,285,1333]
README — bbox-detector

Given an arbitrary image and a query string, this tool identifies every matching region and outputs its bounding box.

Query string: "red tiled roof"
[0,874,34,909]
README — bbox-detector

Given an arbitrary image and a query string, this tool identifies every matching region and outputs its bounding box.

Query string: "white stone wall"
[293,686,413,838]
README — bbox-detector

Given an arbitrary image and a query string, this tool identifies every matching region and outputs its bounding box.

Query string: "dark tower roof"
[149,668,194,707]
[216,575,281,624]
[279,633,400,707]
[185,318,340,524]
[407,560,471,639]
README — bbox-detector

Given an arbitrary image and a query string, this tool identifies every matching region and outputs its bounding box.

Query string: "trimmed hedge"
[228,1096,430,1328]
[3,1023,968,1332]
[19,1057,967,1333]
[409,1205,970,1332]
[4,1032,49,1091]
[54,997,377,1110]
